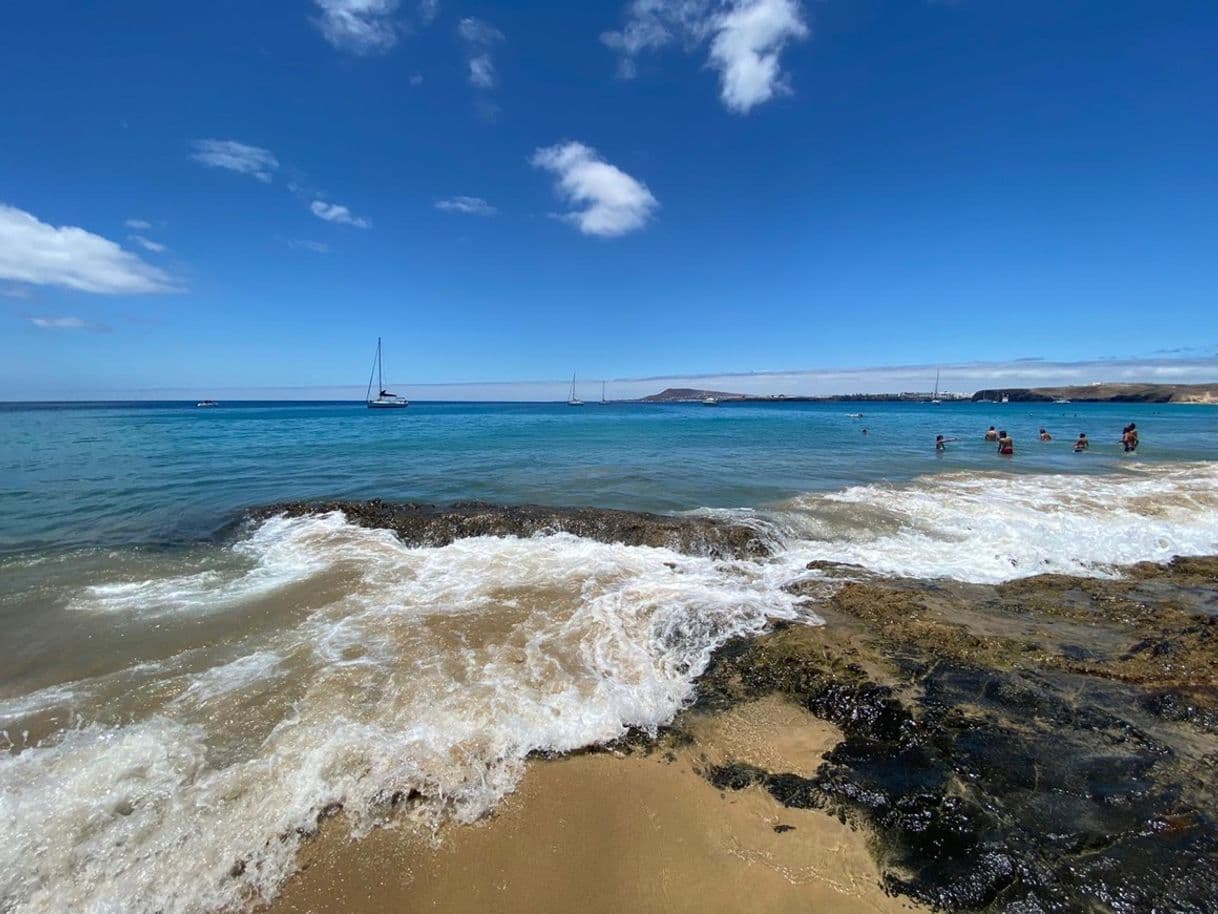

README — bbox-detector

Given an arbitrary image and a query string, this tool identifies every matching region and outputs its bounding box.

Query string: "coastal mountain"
[642,388,746,402]
[971,383,1218,404]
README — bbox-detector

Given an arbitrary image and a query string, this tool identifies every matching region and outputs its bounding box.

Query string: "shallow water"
[1,400,1216,913]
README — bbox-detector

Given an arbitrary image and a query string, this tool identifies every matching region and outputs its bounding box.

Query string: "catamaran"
[366,337,409,409]
[567,372,583,406]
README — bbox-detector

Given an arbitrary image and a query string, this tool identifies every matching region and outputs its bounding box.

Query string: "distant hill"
[972,383,1218,404]
[641,388,746,402]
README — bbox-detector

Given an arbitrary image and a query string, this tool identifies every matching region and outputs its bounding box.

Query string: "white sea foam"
[1,512,811,914]
[68,513,348,617]
[769,462,1218,583]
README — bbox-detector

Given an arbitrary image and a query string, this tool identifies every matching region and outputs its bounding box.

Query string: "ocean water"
[2,399,1217,913]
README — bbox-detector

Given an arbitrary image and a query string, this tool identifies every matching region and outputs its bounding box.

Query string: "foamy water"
[2,463,1218,913]
[1,516,811,914]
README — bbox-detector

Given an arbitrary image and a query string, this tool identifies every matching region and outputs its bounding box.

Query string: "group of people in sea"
[934,423,1139,455]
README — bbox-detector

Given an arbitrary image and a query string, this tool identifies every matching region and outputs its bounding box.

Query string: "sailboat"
[598,380,609,405]
[366,337,409,409]
[930,370,941,404]
[567,372,584,406]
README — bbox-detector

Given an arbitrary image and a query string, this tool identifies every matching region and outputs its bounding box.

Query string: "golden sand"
[269,696,924,914]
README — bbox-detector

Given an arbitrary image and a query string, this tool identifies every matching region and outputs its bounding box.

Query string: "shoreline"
[266,552,1218,914]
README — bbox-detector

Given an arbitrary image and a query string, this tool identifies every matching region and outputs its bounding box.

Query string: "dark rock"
[245,499,771,559]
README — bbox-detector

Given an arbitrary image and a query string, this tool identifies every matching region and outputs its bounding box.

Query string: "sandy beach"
[271,695,922,914]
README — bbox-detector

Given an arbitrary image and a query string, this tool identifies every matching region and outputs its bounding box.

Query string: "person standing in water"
[997,430,1014,456]
[935,434,958,451]
[985,426,999,442]
[1074,432,1089,452]
[1039,428,1052,442]
[1123,423,1139,452]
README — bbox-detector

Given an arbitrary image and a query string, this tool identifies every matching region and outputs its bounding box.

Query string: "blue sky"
[1,0,1216,400]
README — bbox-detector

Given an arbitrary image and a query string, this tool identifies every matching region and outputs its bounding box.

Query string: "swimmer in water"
[1123,423,1139,452]
[1039,428,1052,442]
[1074,432,1089,452]
[935,434,958,451]
[985,425,999,442]
[997,430,1014,456]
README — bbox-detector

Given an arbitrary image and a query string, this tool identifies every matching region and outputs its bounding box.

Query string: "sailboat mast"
[378,337,384,394]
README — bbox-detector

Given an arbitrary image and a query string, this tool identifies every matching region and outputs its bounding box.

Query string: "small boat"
[848,412,864,419]
[1053,398,1071,404]
[196,399,219,408]
[1001,395,1010,404]
[365,337,409,409]
[930,370,941,404]
[567,372,584,406]
[702,397,719,406]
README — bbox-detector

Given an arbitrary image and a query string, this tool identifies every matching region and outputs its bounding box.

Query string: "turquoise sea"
[2,399,1215,553]
[2,398,1217,914]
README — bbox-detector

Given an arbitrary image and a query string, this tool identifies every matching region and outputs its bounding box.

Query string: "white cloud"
[125,218,152,230]
[310,200,371,228]
[459,17,504,91]
[458,17,502,45]
[531,141,658,237]
[29,316,111,333]
[0,203,176,294]
[468,54,496,88]
[417,0,439,26]
[312,0,400,54]
[130,235,167,253]
[710,0,808,112]
[409,73,424,86]
[435,196,497,216]
[191,139,279,183]
[602,0,808,113]
[287,239,332,253]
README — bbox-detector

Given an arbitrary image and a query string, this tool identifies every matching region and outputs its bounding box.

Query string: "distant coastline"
[639,383,1218,404]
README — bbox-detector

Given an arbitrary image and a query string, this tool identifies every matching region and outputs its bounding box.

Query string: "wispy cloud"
[435,195,497,216]
[125,218,152,230]
[603,0,809,113]
[287,239,332,254]
[417,0,439,26]
[531,141,658,237]
[2,284,33,299]
[191,139,279,183]
[458,17,504,91]
[28,316,112,333]
[0,203,177,294]
[310,200,371,228]
[130,235,167,253]
[312,0,401,54]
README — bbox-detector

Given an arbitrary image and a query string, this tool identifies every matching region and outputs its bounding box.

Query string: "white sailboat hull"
[367,398,409,409]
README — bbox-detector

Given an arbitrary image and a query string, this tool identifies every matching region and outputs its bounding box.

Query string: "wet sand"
[270,696,924,914]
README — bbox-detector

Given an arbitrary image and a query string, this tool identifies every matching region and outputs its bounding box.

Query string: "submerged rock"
[697,558,1218,913]
[247,499,771,558]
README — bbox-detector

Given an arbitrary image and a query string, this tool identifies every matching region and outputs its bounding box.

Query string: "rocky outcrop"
[247,499,772,558]
[689,556,1218,912]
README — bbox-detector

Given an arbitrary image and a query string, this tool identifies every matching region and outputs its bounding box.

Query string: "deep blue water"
[1,399,1215,553]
